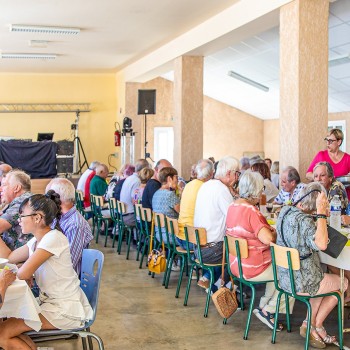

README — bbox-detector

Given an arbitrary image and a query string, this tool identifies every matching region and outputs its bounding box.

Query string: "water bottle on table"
[330,195,341,231]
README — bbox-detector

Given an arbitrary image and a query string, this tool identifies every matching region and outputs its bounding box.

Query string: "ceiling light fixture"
[0,53,57,60]
[10,24,80,35]
[227,71,269,92]
[29,40,49,48]
[328,54,350,67]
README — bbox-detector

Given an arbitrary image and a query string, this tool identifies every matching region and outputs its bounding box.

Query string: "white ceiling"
[0,0,349,120]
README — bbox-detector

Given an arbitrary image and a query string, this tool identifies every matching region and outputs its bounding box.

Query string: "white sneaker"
[171,262,180,271]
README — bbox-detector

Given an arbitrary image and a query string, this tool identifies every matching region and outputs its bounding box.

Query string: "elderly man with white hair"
[46,178,93,275]
[0,170,33,250]
[194,156,240,291]
[77,160,100,195]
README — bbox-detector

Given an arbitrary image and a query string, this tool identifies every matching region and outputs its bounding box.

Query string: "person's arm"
[257,226,276,244]
[0,270,16,308]
[314,192,329,251]
[17,248,53,280]
[0,218,12,235]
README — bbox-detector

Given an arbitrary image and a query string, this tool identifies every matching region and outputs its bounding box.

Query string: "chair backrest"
[135,203,143,221]
[166,216,179,236]
[226,235,249,259]
[108,197,119,221]
[270,243,300,270]
[80,249,104,323]
[94,195,104,208]
[141,207,152,222]
[117,200,127,215]
[154,212,166,228]
[185,225,207,245]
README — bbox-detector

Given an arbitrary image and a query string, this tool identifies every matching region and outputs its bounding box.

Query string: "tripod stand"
[72,110,89,174]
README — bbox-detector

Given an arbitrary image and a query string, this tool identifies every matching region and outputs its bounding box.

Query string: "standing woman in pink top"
[226,171,294,331]
[306,128,350,199]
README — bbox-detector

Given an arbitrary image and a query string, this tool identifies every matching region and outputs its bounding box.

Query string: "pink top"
[307,150,350,198]
[226,203,272,280]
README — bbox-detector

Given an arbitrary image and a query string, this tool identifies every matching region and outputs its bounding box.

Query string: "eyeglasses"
[18,213,38,220]
[235,171,241,177]
[324,137,338,144]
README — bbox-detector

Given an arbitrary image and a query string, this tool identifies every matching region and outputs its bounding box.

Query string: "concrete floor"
[37,236,350,350]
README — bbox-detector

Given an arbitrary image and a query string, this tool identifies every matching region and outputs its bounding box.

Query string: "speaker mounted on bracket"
[138,89,156,115]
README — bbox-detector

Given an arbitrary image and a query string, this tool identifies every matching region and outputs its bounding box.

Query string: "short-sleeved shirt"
[328,180,348,214]
[27,230,93,329]
[307,150,350,199]
[141,179,161,210]
[274,183,305,205]
[178,179,204,240]
[226,202,272,279]
[276,206,323,295]
[152,189,180,219]
[132,186,145,205]
[89,175,108,197]
[120,173,140,213]
[1,191,33,250]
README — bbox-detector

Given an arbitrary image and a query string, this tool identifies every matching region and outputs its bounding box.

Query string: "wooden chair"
[166,217,192,297]
[224,235,273,339]
[75,190,92,220]
[270,243,343,350]
[108,198,120,248]
[138,207,152,269]
[183,225,223,318]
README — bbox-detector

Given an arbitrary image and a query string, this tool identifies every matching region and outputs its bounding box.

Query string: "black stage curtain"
[0,140,58,179]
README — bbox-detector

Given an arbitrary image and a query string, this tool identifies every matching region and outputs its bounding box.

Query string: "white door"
[154,127,174,165]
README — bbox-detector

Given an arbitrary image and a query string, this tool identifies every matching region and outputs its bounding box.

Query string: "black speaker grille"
[57,140,74,155]
[138,89,156,115]
[57,157,74,173]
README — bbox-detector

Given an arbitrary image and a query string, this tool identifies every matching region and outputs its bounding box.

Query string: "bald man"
[90,164,109,197]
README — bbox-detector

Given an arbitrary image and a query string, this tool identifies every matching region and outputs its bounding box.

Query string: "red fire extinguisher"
[114,122,121,147]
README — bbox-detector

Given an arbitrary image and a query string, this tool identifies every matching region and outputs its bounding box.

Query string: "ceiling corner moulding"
[227,70,269,92]
[10,24,80,35]
[0,53,57,60]
[328,54,350,67]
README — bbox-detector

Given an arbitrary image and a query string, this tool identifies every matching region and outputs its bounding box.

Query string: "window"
[328,120,346,152]
[154,127,174,165]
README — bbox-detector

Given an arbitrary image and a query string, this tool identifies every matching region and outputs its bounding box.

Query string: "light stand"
[143,113,154,162]
[72,110,88,174]
[121,117,135,165]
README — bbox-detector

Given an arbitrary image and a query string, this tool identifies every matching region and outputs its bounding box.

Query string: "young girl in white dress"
[0,191,93,350]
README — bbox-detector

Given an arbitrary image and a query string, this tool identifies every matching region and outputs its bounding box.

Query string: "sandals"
[315,326,337,345]
[309,327,326,349]
[254,308,283,331]
[300,320,308,338]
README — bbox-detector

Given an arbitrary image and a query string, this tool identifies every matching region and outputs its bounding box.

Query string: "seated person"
[152,167,180,245]
[0,192,93,349]
[274,166,305,205]
[112,164,135,201]
[0,170,33,250]
[132,167,154,205]
[90,164,109,197]
[0,269,16,308]
[77,161,100,196]
[46,178,93,276]
[251,162,279,202]
[226,171,293,331]
[277,183,348,347]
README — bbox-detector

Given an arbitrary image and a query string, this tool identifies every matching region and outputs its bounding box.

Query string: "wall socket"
[111,152,119,158]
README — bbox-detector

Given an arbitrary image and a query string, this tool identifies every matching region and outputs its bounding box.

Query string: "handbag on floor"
[211,242,238,319]
[147,215,166,274]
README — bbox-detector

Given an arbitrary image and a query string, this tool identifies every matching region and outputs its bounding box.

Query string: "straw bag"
[211,242,238,319]
[147,215,166,274]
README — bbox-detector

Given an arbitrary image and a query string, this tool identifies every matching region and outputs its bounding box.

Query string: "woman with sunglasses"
[0,191,92,350]
[277,183,347,348]
[306,128,350,199]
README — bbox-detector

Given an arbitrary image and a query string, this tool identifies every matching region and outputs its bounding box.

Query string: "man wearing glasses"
[306,128,350,199]
[0,170,33,250]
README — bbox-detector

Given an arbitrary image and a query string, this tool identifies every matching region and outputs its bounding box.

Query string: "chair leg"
[95,219,101,244]
[243,285,256,340]
[112,222,118,248]
[126,228,132,260]
[184,265,195,306]
[139,238,148,269]
[164,253,173,287]
[239,281,245,311]
[117,226,124,254]
[285,294,291,333]
[271,291,282,344]
[175,255,185,298]
[136,230,142,261]
[336,293,343,350]
[304,302,312,350]
[104,221,109,247]
[204,269,214,318]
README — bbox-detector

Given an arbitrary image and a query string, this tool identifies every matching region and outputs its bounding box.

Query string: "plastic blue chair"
[26,249,105,350]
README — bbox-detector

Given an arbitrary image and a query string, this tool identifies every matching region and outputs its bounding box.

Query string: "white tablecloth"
[0,278,42,331]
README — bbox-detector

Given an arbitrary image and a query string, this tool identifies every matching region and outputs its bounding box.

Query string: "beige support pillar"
[173,56,203,178]
[280,0,329,180]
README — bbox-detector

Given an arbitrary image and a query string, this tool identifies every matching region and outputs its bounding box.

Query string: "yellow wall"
[0,73,117,170]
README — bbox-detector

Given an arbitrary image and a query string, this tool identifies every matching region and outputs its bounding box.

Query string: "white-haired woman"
[226,172,293,331]
[277,182,348,347]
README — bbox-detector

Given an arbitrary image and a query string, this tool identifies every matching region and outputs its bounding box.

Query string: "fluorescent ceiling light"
[0,53,57,60]
[10,24,80,35]
[328,54,350,67]
[227,71,269,92]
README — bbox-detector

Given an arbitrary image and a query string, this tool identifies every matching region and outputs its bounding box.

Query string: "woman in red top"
[226,171,294,331]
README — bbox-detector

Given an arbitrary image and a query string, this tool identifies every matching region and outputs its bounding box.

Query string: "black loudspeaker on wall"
[138,89,156,115]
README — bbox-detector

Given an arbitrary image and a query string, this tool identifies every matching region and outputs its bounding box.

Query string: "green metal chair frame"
[134,203,144,262]
[224,235,274,338]
[183,225,223,318]
[108,198,120,248]
[116,200,135,260]
[91,195,110,247]
[270,243,343,350]
[75,190,93,221]
[166,217,192,297]
[138,206,152,269]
